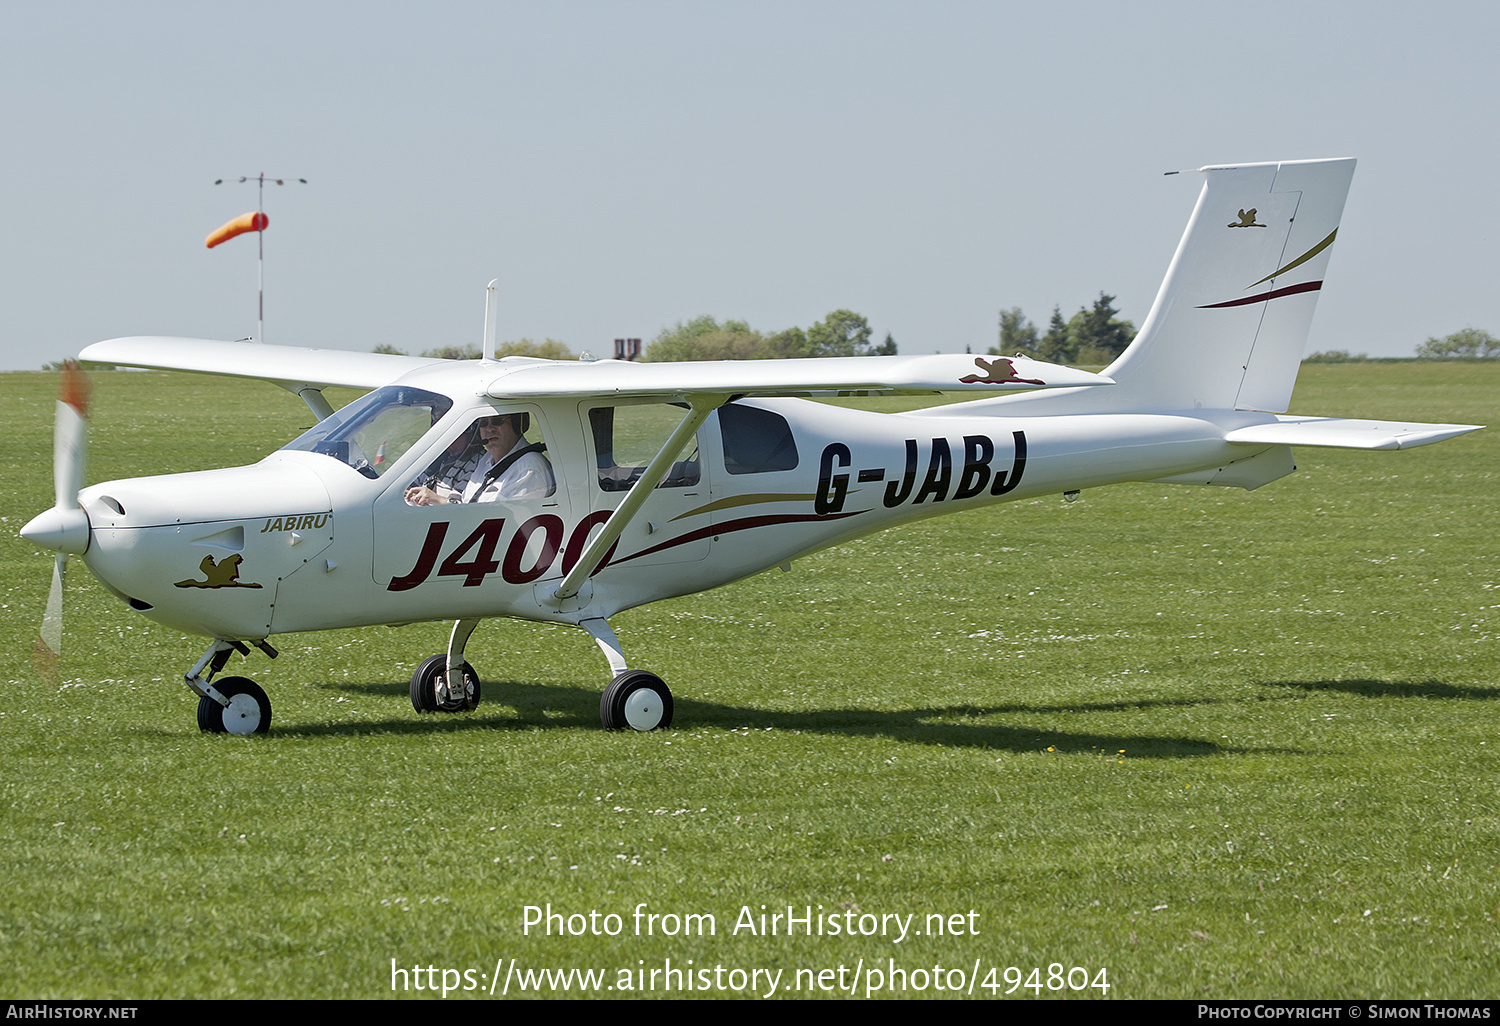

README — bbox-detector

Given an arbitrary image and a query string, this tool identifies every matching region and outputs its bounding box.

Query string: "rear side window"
[588,403,701,491]
[719,404,798,475]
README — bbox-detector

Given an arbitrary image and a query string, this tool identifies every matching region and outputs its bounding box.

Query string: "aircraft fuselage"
[75,390,1279,641]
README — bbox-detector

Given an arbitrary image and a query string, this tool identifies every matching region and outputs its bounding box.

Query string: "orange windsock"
[205,211,269,249]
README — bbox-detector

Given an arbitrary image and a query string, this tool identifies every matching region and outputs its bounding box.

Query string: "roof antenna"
[482,278,500,361]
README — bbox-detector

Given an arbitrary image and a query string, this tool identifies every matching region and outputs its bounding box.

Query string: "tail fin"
[1105,158,1356,413]
[990,159,1356,417]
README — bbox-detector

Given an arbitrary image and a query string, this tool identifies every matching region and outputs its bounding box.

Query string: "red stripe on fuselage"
[608,510,867,566]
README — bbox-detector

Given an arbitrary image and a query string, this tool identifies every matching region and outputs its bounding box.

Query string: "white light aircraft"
[22,158,1482,734]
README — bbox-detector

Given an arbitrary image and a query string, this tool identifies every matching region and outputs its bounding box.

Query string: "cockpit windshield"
[282,386,452,478]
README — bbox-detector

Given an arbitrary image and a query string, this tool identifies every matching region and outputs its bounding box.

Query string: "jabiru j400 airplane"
[21,158,1482,734]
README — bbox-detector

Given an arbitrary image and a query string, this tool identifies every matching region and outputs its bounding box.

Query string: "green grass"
[1,364,1496,999]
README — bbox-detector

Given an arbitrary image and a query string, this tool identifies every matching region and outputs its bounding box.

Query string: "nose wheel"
[185,640,276,735]
[197,676,271,735]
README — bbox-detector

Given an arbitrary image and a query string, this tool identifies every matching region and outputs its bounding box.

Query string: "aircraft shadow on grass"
[275,677,1284,757]
[1257,678,1499,700]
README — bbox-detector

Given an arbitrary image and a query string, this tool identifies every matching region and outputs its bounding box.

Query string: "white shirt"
[459,440,556,503]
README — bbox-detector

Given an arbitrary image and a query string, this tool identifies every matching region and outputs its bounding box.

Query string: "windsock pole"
[211,173,306,342]
[257,178,264,343]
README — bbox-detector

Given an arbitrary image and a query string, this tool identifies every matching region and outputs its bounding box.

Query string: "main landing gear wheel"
[410,654,481,714]
[197,676,272,735]
[600,670,673,731]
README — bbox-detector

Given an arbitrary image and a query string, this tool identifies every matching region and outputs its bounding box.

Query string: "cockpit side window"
[404,408,555,505]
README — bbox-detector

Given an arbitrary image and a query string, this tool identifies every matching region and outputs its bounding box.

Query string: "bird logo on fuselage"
[174,554,263,589]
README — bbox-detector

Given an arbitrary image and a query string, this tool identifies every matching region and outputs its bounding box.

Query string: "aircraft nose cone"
[21,506,90,555]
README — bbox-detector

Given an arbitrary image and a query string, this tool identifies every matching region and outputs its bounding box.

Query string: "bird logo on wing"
[958,357,1046,386]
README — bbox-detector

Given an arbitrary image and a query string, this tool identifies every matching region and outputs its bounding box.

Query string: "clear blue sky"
[2,0,1496,370]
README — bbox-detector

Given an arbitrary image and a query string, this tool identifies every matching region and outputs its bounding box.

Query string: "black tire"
[600,670,673,731]
[197,676,271,735]
[410,654,480,713]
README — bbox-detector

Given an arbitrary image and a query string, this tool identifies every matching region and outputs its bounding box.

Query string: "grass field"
[1,363,1496,1000]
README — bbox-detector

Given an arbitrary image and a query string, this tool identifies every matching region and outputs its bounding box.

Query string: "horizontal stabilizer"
[1226,416,1482,450]
[489,353,1113,400]
[79,337,445,392]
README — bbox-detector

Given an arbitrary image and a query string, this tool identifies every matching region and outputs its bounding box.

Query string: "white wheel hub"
[622,688,664,731]
[223,693,264,734]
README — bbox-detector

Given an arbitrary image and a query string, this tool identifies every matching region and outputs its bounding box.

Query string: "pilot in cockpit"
[404,412,554,504]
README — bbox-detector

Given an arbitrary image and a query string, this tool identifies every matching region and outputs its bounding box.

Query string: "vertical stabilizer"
[1096,159,1355,413]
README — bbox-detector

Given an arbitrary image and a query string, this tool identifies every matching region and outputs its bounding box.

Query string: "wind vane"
[209,173,307,342]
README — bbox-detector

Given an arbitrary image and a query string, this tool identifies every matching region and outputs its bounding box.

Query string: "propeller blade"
[54,360,91,509]
[30,360,90,683]
[31,554,66,684]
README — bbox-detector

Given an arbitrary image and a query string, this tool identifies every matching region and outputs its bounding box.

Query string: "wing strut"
[552,394,728,601]
[295,386,336,421]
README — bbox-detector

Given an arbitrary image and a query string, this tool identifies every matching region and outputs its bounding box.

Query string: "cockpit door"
[372,405,571,597]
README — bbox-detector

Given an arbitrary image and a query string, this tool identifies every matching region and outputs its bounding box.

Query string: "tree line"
[369,310,897,363]
[990,293,1136,366]
[372,339,574,360]
[364,312,1496,367]
[644,310,897,361]
[1415,327,1499,359]
[1305,328,1499,362]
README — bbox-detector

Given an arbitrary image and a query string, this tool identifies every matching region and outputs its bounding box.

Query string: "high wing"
[79,337,1114,406]
[79,336,446,390]
[79,336,449,419]
[487,353,1113,400]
